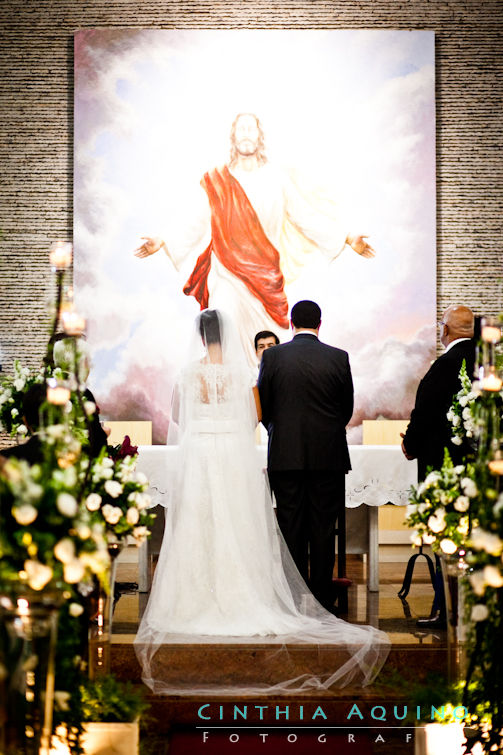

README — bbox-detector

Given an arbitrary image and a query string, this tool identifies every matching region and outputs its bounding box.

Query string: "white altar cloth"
[135,445,417,592]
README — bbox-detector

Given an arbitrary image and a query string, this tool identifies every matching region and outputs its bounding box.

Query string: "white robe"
[161,162,348,366]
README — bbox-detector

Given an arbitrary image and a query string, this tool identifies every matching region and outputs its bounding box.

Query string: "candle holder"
[480,366,503,393]
[61,307,86,337]
[46,377,71,406]
[481,316,502,344]
[49,241,72,271]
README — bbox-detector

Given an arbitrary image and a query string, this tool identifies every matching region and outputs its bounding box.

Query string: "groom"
[257,300,354,612]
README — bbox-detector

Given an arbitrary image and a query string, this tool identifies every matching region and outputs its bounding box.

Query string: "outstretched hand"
[134,236,163,259]
[347,233,375,259]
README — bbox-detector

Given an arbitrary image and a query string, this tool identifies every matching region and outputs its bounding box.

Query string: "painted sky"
[74,29,436,443]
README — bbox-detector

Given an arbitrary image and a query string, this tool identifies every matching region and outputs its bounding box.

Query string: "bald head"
[441,305,474,347]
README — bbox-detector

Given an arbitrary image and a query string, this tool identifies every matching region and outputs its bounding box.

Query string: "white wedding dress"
[134,310,390,694]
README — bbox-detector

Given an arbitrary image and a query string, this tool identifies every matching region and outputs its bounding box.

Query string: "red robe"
[183,166,289,329]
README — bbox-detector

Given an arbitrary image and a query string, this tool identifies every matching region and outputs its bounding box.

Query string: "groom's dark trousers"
[258,333,354,611]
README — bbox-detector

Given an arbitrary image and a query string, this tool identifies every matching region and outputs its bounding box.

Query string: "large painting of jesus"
[74,30,436,444]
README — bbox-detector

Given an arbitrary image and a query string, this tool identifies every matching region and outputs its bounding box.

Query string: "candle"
[61,309,86,336]
[47,380,71,405]
[481,371,503,392]
[49,241,72,270]
[488,459,503,475]
[481,325,501,343]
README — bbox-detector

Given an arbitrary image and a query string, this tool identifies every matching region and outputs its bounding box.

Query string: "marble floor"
[108,550,451,754]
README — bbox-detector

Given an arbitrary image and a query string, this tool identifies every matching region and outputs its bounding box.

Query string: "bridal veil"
[134,309,390,694]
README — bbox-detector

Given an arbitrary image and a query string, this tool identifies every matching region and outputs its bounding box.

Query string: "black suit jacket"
[257,334,354,472]
[402,339,476,478]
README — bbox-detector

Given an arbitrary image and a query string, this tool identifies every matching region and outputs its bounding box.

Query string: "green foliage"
[80,675,149,723]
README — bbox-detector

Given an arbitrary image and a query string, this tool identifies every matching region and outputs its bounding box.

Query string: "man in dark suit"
[401,304,475,629]
[401,304,476,481]
[257,300,353,612]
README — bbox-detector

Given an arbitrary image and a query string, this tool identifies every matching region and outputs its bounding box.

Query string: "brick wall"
[0,0,502,378]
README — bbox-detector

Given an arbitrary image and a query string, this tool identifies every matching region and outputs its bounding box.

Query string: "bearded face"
[233,114,260,156]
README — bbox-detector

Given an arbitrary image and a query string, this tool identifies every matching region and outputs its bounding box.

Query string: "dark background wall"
[0,1,502,380]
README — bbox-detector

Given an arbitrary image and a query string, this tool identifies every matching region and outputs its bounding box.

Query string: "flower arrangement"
[85,441,155,546]
[405,314,503,754]
[0,360,45,437]
[0,455,109,597]
[0,242,153,755]
[446,361,479,448]
[405,453,479,554]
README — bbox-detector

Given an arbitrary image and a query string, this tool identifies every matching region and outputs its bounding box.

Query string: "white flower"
[104,480,123,498]
[134,472,148,486]
[102,504,122,525]
[454,465,465,474]
[54,691,71,711]
[424,471,442,487]
[64,559,86,583]
[102,457,114,468]
[45,424,65,439]
[483,564,503,588]
[57,493,78,518]
[471,528,503,555]
[76,523,91,539]
[84,401,96,416]
[54,467,77,488]
[461,478,478,498]
[54,538,76,564]
[458,516,469,536]
[13,378,25,391]
[24,560,53,591]
[69,602,84,617]
[17,424,28,436]
[126,507,140,525]
[454,496,470,512]
[118,465,133,482]
[86,493,102,511]
[422,532,436,545]
[446,409,455,422]
[471,604,489,622]
[452,415,461,427]
[427,508,446,533]
[11,407,19,418]
[410,530,424,546]
[133,525,149,544]
[406,504,418,518]
[100,468,114,480]
[440,538,457,555]
[451,436,463,446]
[469,571,486,596]
[462,406,471,420]
[12,504,38,525]
[458,395,468,408]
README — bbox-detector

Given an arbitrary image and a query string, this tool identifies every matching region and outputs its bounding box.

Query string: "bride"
[135,309,389,694]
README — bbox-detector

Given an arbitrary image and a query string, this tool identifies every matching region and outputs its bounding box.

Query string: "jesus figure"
[135,113,374,365]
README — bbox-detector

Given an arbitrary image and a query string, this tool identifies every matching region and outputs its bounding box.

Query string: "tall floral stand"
[0,591,61,755]
[88,541,123,679]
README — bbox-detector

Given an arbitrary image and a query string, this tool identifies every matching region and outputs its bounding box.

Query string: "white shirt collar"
[293,329,318,338]
[444,337,471,354]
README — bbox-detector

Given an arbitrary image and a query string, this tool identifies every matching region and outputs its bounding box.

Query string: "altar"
[135,445,417,593]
